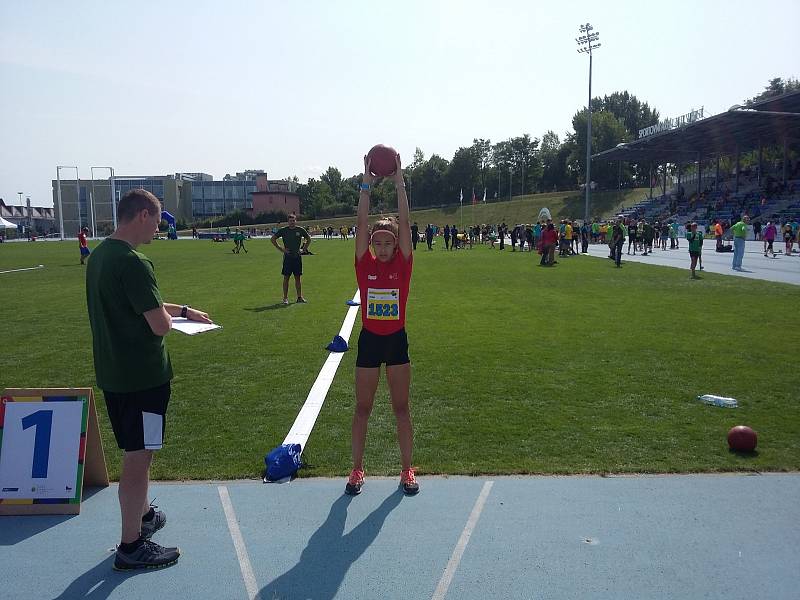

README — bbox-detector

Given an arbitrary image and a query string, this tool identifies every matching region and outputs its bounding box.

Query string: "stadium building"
[592,89,800,228]
[0,198,55,237]
[52,171,300,237]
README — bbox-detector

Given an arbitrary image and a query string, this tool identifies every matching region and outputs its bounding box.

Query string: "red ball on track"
[367,144,398,177]
[727,425,757,452]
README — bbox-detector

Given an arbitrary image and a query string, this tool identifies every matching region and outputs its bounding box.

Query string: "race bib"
[367,288,400,320]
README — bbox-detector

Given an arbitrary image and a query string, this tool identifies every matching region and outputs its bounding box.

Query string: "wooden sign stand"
[0,388,109,515]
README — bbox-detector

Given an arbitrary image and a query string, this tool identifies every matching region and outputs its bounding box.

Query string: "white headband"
[370,229,397,243]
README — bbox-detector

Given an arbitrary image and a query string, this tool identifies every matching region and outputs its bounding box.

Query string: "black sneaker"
[114,539,180,571]
[140,506,166,540]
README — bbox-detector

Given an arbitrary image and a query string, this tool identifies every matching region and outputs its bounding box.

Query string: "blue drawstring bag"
[264,443,302,482]
[326,334,349,352]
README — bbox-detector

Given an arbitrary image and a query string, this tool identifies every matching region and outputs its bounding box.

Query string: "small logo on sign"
[2,487,19,492]
[367,275,377,280]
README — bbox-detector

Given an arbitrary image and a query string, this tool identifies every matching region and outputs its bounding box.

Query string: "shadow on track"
[260,490,404,600]
[51,553,161,600]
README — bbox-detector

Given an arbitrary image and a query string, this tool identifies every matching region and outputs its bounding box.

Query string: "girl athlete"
[347,152,418,496]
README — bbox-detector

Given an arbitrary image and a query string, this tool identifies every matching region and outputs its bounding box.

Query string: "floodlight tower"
[576,23,601,224]
[17,192,23,236]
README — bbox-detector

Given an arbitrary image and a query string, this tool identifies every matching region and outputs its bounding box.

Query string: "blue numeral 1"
[21,410,53,478]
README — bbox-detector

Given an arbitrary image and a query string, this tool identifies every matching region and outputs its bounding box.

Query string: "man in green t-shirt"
[271,212,311,304]
[87,189,211,571]
[232,229,247,254]
[731,214,750,271]
[686,222,703,279]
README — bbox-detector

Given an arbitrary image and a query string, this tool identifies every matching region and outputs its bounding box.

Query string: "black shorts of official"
[103,382,171,452]
[282,253,302,276]
[356,328,410,368]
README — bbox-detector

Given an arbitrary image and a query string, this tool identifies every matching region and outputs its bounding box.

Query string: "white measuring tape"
[282,288,361,449]
[0,264,44,275]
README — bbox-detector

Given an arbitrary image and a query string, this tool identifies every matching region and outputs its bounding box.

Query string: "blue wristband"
[360,183,370,191]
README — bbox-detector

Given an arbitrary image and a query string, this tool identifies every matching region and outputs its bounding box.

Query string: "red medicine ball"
[727,425,757,452]
[367,144,398,177]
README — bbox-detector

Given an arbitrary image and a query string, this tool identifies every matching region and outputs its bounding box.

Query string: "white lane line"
[218,486,262,600]
[0,264,44,275]
[432,481,494,600]
[282,288,360,449]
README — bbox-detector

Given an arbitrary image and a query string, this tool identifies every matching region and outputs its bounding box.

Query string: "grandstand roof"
[748,88,800,114]
[593,89,800,163]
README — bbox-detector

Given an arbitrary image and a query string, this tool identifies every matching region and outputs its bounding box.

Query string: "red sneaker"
[345,469,365,495]
[400,468,419,495]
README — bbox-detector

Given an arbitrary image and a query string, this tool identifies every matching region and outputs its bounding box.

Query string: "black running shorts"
[103,382,171,451]
[356,328,410,368]
[282,254,302,276]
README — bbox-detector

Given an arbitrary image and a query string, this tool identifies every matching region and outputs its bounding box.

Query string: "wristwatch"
[180,305,189,318]
[360,183,370,191]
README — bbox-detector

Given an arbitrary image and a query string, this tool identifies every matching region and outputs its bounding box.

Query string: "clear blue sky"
[1,0,798,208]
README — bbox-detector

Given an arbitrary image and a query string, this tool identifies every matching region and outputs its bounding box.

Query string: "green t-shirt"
[686,231,703,253]
[86,239,173,393]
[732,221,747,238]
[274,226,310,255]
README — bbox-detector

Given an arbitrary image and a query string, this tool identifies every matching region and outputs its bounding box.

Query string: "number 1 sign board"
[0,388,109,515]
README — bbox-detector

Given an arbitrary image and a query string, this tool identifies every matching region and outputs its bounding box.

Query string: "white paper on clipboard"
[171,317,222,335]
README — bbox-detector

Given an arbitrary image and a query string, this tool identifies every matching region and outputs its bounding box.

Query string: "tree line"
[294,78,798,219]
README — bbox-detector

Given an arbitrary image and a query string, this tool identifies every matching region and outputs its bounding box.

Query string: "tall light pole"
[17,192,23,237]
[508,167,512,202]
[576,23,601,223]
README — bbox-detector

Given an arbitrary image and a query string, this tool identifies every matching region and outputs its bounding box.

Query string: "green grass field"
[193,188,650,234]
[391,187,649,228]
[1,238,798,481]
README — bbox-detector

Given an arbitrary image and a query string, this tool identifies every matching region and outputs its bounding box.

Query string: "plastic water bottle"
[697,394,738,408]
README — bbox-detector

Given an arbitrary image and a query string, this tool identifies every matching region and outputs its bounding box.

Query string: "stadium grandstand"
[593,89,800,231]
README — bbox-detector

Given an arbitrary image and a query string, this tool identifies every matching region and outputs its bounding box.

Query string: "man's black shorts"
[356,328,410,368]
[282,253,302,276]
[103,382,171,451]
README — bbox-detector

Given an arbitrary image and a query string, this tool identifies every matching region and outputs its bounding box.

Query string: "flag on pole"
[471,188,477,206]
[482,188,487,203]
[459,188,463,205]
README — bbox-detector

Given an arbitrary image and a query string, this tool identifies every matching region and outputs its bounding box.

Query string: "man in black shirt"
[627,222,637,255]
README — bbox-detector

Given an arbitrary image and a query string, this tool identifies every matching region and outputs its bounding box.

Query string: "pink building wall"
[250,192,300,216]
